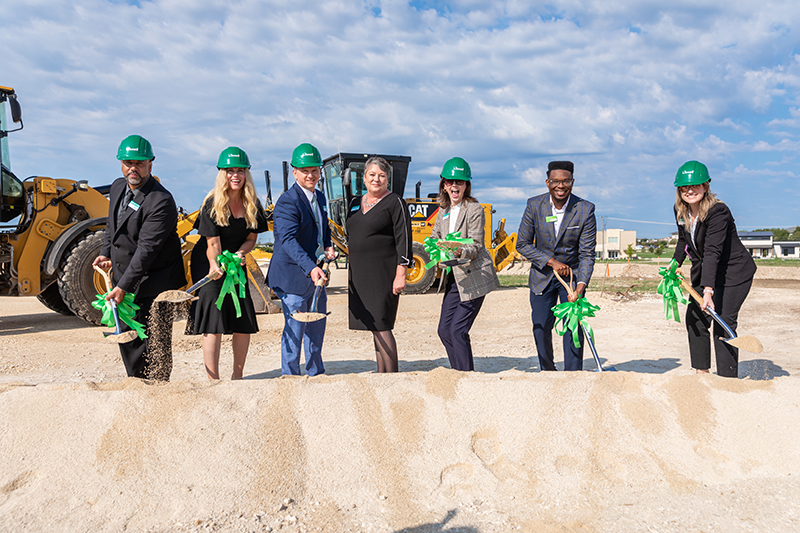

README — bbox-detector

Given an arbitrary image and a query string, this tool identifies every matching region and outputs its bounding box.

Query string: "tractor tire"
[36,281,74,316]
[58,230,107,326]
[404,241,437,295]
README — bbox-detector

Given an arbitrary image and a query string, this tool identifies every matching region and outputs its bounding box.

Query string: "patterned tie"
[117,187,133,224]
[311,193,324,260]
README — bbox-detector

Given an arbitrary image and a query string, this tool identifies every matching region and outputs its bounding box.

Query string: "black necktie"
[117,187,133,224]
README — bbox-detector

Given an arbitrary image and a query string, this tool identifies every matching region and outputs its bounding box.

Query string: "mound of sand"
[1,372,799,532]
[2,266,799,531]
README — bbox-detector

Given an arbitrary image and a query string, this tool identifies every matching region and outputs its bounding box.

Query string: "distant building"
[739,231,773,258]
[774,241,800,258]
[596,229,637,259]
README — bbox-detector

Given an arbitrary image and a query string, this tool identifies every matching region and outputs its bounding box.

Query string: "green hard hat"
[440,157,472,181]
[291,143,322,168]
[674,160,710,187]
[217,146,251,169]
[117,135,154,161]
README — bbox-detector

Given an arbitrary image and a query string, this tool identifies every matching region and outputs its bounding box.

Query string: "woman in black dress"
[191,147,268,379]
[672,160,756,377]
[347,156,412,372]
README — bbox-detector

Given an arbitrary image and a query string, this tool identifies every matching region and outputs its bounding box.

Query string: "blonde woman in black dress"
[191,147,268,379]
[346,157,412,373]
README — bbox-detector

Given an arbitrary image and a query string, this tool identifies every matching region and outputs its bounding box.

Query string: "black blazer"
[100,176,186,298]
[672,202,756,289]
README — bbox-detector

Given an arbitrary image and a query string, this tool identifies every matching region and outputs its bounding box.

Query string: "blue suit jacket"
[516,193,597,294]
[266,182,332,295]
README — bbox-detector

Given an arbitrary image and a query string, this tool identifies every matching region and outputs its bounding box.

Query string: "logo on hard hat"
[682,170,693,175]
[128,147,139,152]
[302,152,314,158]
[454,167,464,171]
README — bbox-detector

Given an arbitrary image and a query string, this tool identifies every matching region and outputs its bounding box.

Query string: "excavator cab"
[320,152,411,253]
[1,86,25,223]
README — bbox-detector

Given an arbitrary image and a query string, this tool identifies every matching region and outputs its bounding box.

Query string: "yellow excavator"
[0,86,276,325]
[316,152,519,293]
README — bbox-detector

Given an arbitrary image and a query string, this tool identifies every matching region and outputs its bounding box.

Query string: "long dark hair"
[437,178,478,209]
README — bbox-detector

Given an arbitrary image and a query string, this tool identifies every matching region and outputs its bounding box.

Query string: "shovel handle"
[552,269,576,298]
[186,275,214,294]
[314,258,333,287]
[677,270,737,339]
[108,298,123,333]
[93,264,113,293]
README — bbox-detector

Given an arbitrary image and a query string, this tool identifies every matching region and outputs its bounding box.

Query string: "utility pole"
[601,215,606,260]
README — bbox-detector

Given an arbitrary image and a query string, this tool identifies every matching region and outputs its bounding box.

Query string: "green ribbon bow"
[422,232,473,275]
[91,291,148,340]
[215,250,247,318]
[552,296,601,349]
[657,258,688,322]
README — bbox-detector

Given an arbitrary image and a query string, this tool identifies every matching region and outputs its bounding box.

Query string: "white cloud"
[3,0,800,232]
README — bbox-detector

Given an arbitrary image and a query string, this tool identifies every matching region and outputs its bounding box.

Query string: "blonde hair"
[203,168,260,229]
[674,183,719,227]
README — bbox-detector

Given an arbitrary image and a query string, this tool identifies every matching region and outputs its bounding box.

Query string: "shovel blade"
[722,335,763,353]
[154,290,197,303]
[103,330,139,344]
[291,311,329,323]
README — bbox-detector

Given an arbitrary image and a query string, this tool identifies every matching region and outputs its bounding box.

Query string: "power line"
[603,217,674,226]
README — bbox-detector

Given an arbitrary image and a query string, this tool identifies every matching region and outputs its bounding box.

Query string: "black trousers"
[437,274,485,372]
[685,279,752,378]
[118,297,175,381]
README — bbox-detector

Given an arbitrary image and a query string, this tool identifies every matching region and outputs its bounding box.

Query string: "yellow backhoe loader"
[1,86,276,325]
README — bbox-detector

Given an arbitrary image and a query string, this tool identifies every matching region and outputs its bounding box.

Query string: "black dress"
[347,193,412,331]
[191,198,268,334]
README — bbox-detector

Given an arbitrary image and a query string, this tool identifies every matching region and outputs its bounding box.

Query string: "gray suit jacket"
[516,193,597,294]
[431,200,499,301]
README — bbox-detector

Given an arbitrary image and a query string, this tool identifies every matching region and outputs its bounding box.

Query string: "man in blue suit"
[266,143,336,376]
[517,161,597,371]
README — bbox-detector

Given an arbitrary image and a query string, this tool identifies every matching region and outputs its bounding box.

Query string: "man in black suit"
[93,135,185,379]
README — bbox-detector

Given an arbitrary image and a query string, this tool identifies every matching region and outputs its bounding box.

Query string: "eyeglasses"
[295,168,320,177]
[679,184,705,191]
[444,179,466,186]
[547,178,574,186]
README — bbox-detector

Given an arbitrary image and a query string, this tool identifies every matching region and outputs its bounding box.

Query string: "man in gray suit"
[516,161,597,371]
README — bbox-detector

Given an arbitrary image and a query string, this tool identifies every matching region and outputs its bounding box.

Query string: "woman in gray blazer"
[431,157,499,371]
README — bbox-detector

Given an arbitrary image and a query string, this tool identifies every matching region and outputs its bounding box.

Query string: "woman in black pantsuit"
[671,160,756,377]
[347,156,412,373]
[191,147,268,380]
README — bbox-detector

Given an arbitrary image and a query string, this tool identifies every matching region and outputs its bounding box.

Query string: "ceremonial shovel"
[154,275,216,304]
[553,270,616,372]
[437,240,472,268]
[291,260,331,323]
[677,271,763,353]
[93,265,138,344]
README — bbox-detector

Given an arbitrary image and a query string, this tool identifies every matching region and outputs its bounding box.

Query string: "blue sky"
[2,0,799,238]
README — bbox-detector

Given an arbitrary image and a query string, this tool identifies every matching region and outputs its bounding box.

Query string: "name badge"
[545,215,557,223]
[129,201,141,211]
[350,205,360,212]
[443,213,450,219]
